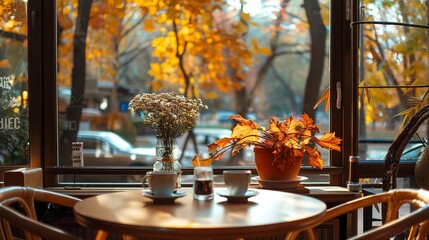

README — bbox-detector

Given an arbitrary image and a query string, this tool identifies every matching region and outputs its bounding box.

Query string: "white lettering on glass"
[0,76,13,90]
[0,118,20,129]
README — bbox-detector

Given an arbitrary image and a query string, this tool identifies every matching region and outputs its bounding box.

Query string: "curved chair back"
[351,189,429,240]
[0,204,79,240]
[383,104,429,191]
[0,186,82,240]
[287,189,429,240]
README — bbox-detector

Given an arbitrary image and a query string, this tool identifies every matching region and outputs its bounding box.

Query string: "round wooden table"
[74,188,326,239]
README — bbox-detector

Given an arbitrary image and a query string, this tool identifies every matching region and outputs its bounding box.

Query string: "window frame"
[27,0,353,187]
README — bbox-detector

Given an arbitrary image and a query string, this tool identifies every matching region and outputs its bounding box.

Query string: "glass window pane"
[358,0,429,164]
[57,0,331,183]
[0,0,29,165]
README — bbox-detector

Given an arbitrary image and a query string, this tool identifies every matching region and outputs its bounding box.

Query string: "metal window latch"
[336,82,342,109]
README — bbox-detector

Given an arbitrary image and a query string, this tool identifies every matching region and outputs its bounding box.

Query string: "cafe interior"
[1,0,429,239]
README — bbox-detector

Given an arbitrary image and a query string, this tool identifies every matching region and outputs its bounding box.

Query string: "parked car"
[77,131,156,167]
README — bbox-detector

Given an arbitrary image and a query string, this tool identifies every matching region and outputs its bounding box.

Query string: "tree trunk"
[59,0,91,166]
[302,0,327,120]
[237,0,289,118]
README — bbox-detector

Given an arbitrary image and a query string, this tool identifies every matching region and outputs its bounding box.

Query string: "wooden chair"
[287,188,429,240]
[383,104,429,192]
[378,104,429,226]
[0,204,79,240]
[0,186,82,240]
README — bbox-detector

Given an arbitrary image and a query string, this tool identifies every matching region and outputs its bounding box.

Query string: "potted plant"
[192,113,342,180]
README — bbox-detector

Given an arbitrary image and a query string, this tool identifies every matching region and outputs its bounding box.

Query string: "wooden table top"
[73,188,327,239]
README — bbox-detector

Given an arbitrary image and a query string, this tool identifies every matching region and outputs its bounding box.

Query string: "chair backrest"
[383,104,429,191]
[0,204,80,240]
[0,186,82,240]
[351,188,429,240]
[288,189,429,240]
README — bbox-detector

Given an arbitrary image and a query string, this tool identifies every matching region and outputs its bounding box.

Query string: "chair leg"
[363,205,373,231]
[303,229,317,240]
[284,229,316,240]
[122,235,137,240]
[95,230,108,240]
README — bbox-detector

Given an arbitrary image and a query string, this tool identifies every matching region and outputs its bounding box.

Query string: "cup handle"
[142,175,151,190]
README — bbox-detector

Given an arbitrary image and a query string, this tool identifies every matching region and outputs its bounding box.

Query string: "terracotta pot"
[254,148,301,180]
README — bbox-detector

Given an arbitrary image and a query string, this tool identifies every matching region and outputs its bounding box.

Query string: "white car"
[77,131,156,167]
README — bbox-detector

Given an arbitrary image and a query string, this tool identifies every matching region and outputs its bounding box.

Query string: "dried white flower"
[128,92,208,138]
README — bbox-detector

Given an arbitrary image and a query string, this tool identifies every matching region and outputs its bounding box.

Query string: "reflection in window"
[0,0,29,165]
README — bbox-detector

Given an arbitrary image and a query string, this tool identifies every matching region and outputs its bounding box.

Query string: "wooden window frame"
[26,0,353,187]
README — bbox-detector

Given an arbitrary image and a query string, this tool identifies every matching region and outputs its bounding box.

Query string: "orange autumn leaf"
[229,114,258,127]
[300,113,319,133]
[314,87,330,113]
[282,115,302,135]
[306,147,324,169]
[192,154,213,167]
[314,132,342,152]
[229,114,260,142]
[208,138,233,152]
[230,124,260,142]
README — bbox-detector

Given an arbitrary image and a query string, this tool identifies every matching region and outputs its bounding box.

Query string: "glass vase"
[153,137,181,188]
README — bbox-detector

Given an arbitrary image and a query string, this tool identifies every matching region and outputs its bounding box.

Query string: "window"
[0,0,29,166]
[355,0,429,187]
[29,0,352,187]
[356,0,429,160]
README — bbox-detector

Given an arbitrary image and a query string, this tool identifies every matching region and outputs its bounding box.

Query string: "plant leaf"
[313,87,330,113]
[191,154,213,167]
[306,147,324,169]
[314,132,342,152]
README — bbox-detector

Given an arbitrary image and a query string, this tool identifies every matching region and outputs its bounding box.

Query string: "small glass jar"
[193,166,214,201]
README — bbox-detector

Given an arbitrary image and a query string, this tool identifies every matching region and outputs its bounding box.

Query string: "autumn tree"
[138,0,253,99]
[57,0,152,165]
[358,0,429,125]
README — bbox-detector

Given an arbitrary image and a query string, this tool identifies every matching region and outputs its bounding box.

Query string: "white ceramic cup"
[142,172,178,196]
[223,170,252,196]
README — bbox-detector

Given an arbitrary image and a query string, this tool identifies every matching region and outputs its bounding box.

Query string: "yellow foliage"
[393,44,407,54]
[0,59,11,69]
[148,63,164,81]
[252,38,272,55]
[58,14,74,30]
[203,92,219,99]
[237,22,248,34]
[240,12,258,26]
[143,19,155,32]
[151,81,164,92]
[235,72,245,80]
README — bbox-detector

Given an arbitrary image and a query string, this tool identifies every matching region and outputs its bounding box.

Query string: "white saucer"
[216,189,259,203]
[251,176,308,189]
[142,190,187,204]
